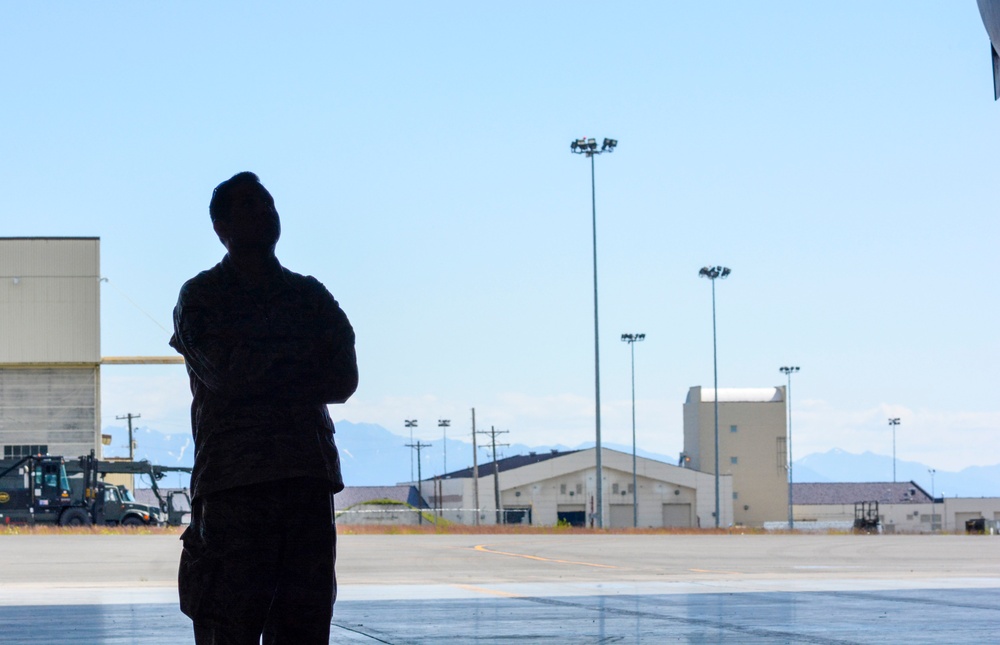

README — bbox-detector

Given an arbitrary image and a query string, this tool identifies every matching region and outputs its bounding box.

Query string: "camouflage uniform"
[170,253,357,644]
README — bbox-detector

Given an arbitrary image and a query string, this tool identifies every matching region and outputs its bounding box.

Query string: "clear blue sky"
[3,3,998,476]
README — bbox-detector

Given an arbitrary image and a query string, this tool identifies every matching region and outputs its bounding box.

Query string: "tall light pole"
[571,136,618,529]
[888,418,900,482]
[699,265,731,528]
[621,333,645,528]
[438,419,450,474]
[779,366,800,530]
[928,468,937,533]
[405,419,418,481]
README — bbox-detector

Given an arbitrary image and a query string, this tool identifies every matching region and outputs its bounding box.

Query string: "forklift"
[853,501,881,534]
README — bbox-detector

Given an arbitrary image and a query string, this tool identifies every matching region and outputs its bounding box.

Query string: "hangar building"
[409,447,732,528]
[0,238,102,460]
[791,481,1000,534]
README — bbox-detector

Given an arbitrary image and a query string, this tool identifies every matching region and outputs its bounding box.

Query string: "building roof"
[334,485,427,509]
[0,236,99,240]
[139,485,431,510]
[792,481,933,505]
[443,449,581,479]
[689,387,784,403]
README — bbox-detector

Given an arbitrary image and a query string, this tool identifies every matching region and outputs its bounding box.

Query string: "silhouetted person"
[170,171,358,644]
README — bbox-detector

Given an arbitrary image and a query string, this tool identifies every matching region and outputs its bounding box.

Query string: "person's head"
[209,171,281,255]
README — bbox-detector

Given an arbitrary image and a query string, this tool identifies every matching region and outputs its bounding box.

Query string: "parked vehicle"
[0,454,102,525]
[69,451,194,526]
[0,451,192,526]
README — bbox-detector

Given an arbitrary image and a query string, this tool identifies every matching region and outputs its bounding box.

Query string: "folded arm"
[170,280,358,405]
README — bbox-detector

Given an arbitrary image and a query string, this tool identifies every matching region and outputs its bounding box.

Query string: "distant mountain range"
[794,448,1000,498]
[102,421,999,498]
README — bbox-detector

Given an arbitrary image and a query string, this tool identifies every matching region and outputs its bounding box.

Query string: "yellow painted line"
[451,583,523,598]
[473,544,620,569]
[688,568,741,575]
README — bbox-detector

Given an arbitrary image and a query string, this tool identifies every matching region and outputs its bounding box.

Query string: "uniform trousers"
[179,477,337,645]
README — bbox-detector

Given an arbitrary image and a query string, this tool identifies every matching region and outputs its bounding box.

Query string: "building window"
[4,445,48,459]
[560,484,566,495]
[575,483,583,495]
[733,492,739,500]
[730,425,738,433]
[627,483,634,494]
[730,456,738,465]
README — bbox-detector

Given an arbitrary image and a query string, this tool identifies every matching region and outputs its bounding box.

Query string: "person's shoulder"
[178,262,226,299]
[281,266,332,296]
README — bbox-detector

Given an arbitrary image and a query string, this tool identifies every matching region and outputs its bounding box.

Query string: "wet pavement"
[1,533,998,643]
[2,580,998,643]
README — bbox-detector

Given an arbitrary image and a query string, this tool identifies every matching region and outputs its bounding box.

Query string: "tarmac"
[0,532,997,644]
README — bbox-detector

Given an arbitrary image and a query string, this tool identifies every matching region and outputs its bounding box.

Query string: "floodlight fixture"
[699,266,731,280]
[571,136,617,158]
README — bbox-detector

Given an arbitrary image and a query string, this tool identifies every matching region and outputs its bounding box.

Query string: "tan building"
[0,238,102,460]
[791,482,1000,534]
[404,447,732,528]
[683,386,788,527]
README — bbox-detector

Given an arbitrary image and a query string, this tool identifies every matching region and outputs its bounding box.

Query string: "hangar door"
[0,367,98,459]
[609,504,634,528]
[954,512,981,531]
[662,503,692,528]
[557,504,586,527]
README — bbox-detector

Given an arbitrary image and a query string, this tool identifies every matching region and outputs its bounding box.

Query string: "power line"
[100,277,171,333]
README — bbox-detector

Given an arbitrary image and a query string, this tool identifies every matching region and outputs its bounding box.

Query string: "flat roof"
[689,387,783,403]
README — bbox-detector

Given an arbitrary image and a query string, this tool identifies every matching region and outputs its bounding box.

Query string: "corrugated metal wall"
[0,238,101,458]
[0,238,100,363]
[0,367,100,458]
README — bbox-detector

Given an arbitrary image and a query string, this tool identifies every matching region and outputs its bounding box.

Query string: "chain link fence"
[335,505,533,526]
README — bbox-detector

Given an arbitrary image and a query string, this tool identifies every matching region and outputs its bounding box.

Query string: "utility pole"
[116,413,141,461]
[405,440,432,525]
[471,408,480,526]
[477,425,509,525]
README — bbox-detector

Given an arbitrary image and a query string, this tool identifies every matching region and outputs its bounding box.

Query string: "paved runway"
[0,532,997,643]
